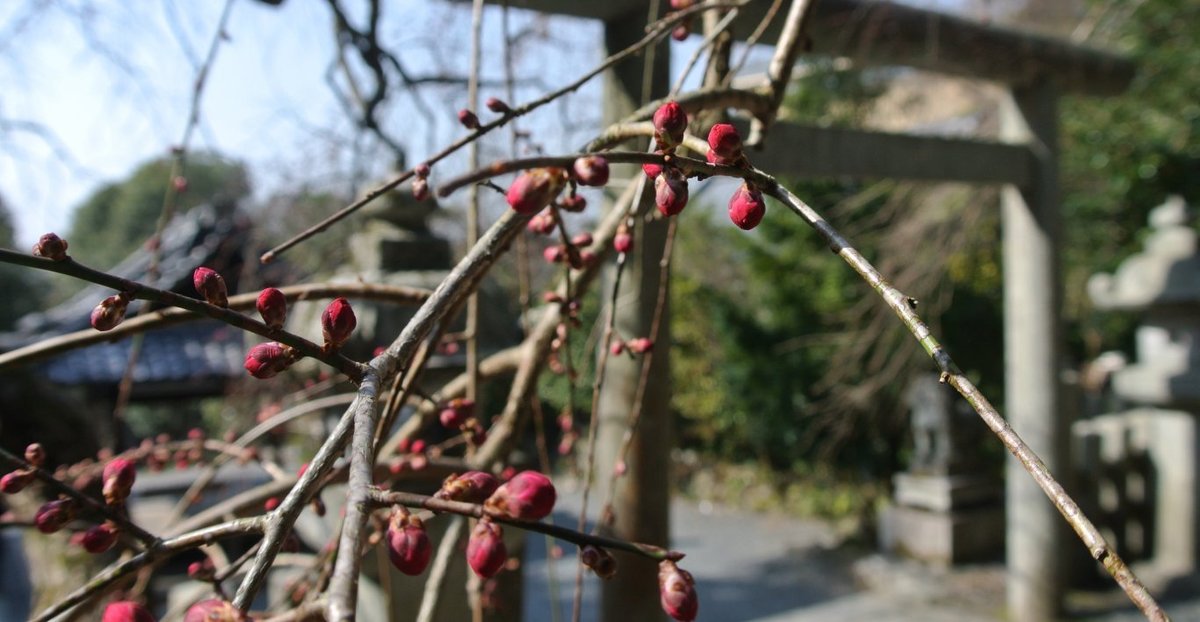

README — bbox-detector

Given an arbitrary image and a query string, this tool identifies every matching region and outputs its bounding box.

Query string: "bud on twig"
[244,342,295,379]
[184,599,243,622]
[572,155,609,187]
[484,470,556,521]
[102,601,156,622]
[256,287,287,330]
[506,168,566,214]
[728,183,767,230]
[81,522,119,554]
[91,294,131,332]
[412,177,430,201]
[485,97,511,114]
[24,443,45,467]
[0,470,33,494]
[34,499,76,533]
[654,168,689,217]
[458,108,481,130]
[192,267,229,307]
[435,471,500,504]
[33,233,69,261]
[707,123,745,166]
[321,297,357,351]
[658,560,699,621]
[386,508,433,575]
[467,518,507,578]
[652,101,688,151]
[102,458,136,505]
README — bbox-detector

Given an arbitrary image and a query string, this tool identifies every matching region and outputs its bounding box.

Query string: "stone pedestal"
[879,499,1005,565]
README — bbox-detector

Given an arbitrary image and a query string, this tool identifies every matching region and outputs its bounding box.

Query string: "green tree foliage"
[65,152,250,271]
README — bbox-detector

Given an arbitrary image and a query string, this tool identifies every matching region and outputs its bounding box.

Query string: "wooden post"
[1000,80,1067,622]
[596,7,671,622]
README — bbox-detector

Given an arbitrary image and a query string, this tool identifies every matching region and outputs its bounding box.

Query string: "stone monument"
[879,374,1004,564]
[1077,195,1200,583]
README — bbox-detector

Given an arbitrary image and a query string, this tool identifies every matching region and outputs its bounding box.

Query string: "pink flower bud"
[526,212,556,235]
[436,471,500,503]
[573,156,609,187]
[728,183,767,230]
[654,169,689,217]
[643,157,664,180]
[707,123,743,162]
[411,177,430,201]
[264,497,280,511]
[256,288,287,330]
[321,297,357,350]
[543,245,565,264]
[614,224,634,254]
[570,232,593,248]
[188,557,216,581]
[438,397,474,429]
[581,545,617,579]
[672,23,691,41]
[386,509,433,575]
[244,342,294,379]
[0,470,33,494]
[560,194,587,213]
[506,168,566,215]
[102,601,156,622]
[628,337,654,354]
[192,267,228,307]
[659,560,699,621]
[103,458,136,505]
[33,233,69,261]
[467,518,507,578]
[609,339,625,356]
[415,162,431,178]
[184,599,243,622]
[458,108,481,130]
[485,470,556,521]
[24,443,45,467]
[172,176,189,194]
[35,499,76,533]
[81,522,119,553]
[91,294,130,332]
[652,101,688,150]
[670,0,697,8]
[485,97,511,114]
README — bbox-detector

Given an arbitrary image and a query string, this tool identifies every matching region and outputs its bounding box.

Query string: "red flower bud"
[192,267,228,307]
[654,169,689,217]
[628,337,654,354]
[102,601,156,622]
[614,224,634,254]
[458,108,481,130]
[386,508,433,575]
[33,233,69,261]
[670,0,697,8]
[506,168,566,215]
[91,294,130,332]
[103,458,136,505]
[485,470,556,521]
[264,496,280,511]
[707,123,743,161]
[485,97,511,114]
[643,157,664,180]
[438,397,475,429]
[560,194,587,213]
[81,522,119,553]
[435,471,500,503]
[609,339,625,356]
[570,232,593,248]
[467,518,507,578]
[188,557,216,581]
[256,288,287,330]
[659,560,699,621]
[321,297,357,350]
[526,211,556,235]
[415,162,431,178]
[728,183,766,230]
[652,101,688,151]
[0,470,33,494]
[581,545,617,579]
[24,443,45,467]
[184,599,243,622]
[573,156,610,187]
[34,499,76,533]
[173,176,189,194]
[244,342,294,379]
[411,177,430,201]
[672,23,691,41]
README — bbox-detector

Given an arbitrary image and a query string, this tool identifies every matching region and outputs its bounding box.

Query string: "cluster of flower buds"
[658,559,699,621]
[193,267,229,307]
[102,601,156,622]
[413,162,431,202]
[184,598,243,622]
[0,443,43,494]
[386,507,433,575]
[33,233,69,261]
[256,287,287,330]
[435,470,500,503]
[705,123,768,230]
[507,167,568,215]
[321,297,357,352]
[91,292,133,332]
[438,397,475,429]
[647,102,692,217]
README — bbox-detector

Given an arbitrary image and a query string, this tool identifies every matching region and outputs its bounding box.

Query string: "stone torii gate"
[458,1,1134,620]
